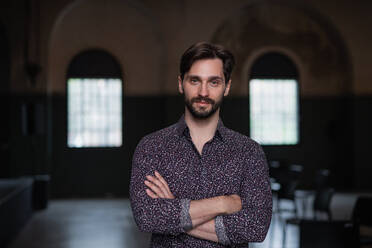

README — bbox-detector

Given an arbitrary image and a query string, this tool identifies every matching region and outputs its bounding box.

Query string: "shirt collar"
[176,115,227,142]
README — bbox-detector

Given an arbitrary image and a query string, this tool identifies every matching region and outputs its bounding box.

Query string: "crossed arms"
[145,171,242,243]
[129,138,272,245]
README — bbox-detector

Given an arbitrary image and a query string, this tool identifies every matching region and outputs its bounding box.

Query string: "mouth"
[192,97,214,105]
[195,101,211,107]
[196,100,210,104]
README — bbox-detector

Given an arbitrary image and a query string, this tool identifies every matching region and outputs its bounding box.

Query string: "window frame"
[248,75,301,147]
[65,49,124,150]
[66,77,123,149]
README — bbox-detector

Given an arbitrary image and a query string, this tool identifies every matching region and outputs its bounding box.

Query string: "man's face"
[178,58,231,119]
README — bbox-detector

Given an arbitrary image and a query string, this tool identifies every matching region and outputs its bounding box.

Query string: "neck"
[184,108,220,142]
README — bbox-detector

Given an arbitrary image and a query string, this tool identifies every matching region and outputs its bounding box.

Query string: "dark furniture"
[0,178,34,247]
[299,220,353,248]
[352,196,372,247]
[282,187,335,247]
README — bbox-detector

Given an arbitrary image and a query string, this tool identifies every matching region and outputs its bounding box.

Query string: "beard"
[184,95,223,119]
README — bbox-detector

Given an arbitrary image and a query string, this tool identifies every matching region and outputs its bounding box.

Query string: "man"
[130,42,272,247]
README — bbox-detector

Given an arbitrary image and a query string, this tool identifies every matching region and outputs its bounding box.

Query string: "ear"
[224,79,232,96]
[178,76,184,94]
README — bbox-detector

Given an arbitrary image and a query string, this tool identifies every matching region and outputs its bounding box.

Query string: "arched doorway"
[50,49,126,197]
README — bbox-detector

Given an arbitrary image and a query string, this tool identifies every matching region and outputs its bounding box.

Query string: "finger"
[154,171,171,192]
[146,175,169,197]
[145,180,165,198]
[145,188,158,199]
[154,171,174,198]
[144,179,163,196]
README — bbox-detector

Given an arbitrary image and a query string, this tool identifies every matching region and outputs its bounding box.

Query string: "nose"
[198,82,209,97]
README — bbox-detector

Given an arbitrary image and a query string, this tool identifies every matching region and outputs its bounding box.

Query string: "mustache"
[191,97,215,104]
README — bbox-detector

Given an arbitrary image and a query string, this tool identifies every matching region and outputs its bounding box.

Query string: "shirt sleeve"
[180,199,193,231]
[215,215,230,245]
[129,137,189,235]
[221,142,272,244]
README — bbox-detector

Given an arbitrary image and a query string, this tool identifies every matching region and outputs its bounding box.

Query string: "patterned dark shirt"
[130,116,272,247]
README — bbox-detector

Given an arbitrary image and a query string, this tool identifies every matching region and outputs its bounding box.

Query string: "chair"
[269,160,282,193]
[313,187,334,220]
[314,169,330,191]
[275,164,303,218]
[296,168,331,218]
[352,197,372,247]
[282,187,335,248]
[269,160,282,181]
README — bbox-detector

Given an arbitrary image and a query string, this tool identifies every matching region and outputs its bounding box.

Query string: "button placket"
[199,142,211,193]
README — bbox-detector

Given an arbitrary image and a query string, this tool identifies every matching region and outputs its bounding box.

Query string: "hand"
[145,171,175,199]
[221,194,242,215]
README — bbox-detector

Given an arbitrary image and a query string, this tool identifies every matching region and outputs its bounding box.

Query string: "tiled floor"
[8,192,366,248]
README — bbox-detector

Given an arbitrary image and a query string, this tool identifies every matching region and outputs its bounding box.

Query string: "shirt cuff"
[215,215,230,245]
[180,198,192,231]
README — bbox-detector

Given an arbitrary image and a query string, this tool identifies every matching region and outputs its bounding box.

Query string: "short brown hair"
[179,42,235,83]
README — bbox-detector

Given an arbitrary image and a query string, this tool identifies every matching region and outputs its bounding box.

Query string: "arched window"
[249,52,299,145]
[66,50,123,148]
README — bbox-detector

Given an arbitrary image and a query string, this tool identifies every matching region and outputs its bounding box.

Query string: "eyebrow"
[208,76,224,81]
[186,75,224,81]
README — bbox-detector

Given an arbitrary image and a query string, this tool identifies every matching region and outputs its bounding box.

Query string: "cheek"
[183,90,193,102]
[183,86,197,98]
[211,90,225,100]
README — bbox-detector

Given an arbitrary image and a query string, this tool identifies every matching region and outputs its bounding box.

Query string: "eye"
[209,80,221,87]
[190,78,199,84]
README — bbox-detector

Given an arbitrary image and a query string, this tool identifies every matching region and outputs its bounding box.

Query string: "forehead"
[187,58,224,78]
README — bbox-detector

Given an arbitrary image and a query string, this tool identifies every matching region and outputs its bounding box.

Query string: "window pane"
[67,78,122,148]
[249,79,299,145]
